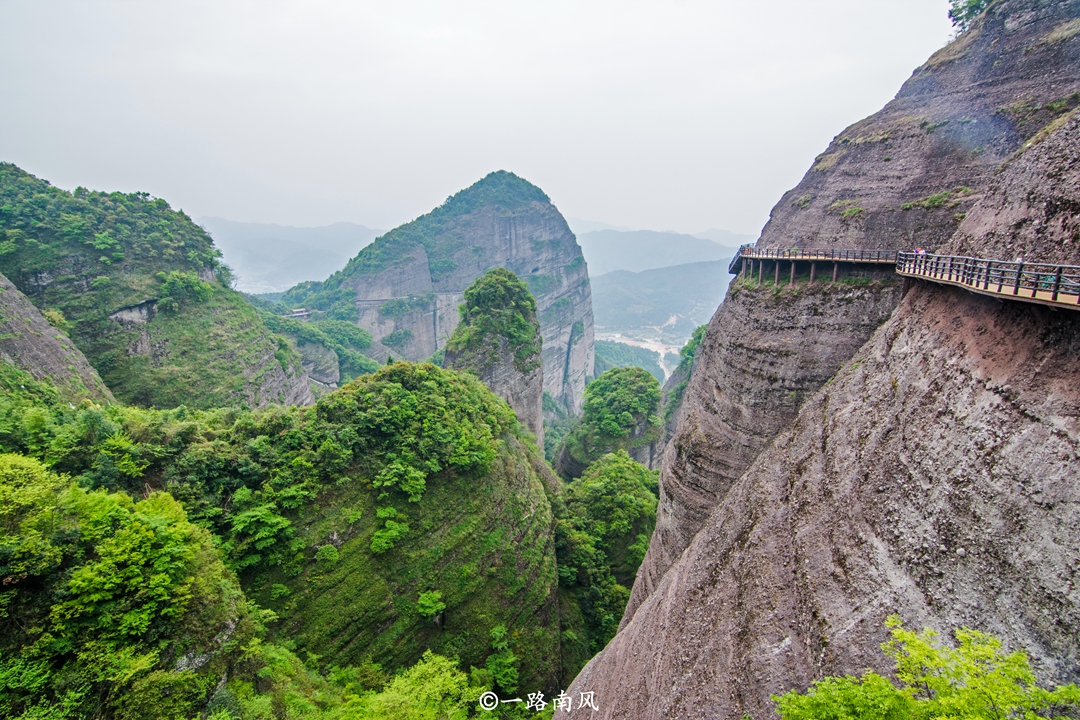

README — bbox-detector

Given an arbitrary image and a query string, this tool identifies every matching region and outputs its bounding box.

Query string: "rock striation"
[443,268,545,445]
[621,0,1080,626]
[0,273,114,403]
[570,3,1080,716]
[281,172,594,413]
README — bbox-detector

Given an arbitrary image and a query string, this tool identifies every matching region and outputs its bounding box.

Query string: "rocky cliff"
[0,273,114,403]
[0,163,314,409]
[443,268,545,445]
[569,3,1080,717]
[622,0,1080,626]
[279,171,594,413]
[759,0,1080,253]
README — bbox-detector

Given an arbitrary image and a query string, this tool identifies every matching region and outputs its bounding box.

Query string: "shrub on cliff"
[445,268,541,372]
[774,616,1080,719]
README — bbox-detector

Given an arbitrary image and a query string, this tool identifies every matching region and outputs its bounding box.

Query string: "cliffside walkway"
[728,246,1080,311]
[896,252,1080,310]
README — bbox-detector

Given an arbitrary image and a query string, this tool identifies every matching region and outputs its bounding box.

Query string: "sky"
[0,1,954,237]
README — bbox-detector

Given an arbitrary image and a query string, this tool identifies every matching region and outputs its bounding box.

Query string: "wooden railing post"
[1013,263,1023,295]
[1052,267,1063,301]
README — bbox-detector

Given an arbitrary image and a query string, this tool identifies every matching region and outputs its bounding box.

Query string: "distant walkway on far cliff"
[727,246,1080,312]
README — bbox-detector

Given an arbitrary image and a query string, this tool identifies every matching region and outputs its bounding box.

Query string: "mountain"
[570,1,1080,717]
[0,163,313,409]
[591,259,734,336]
[198,217,383,294]
[576,229,735,276]
[692,227,756,246]
[277,171,595,413]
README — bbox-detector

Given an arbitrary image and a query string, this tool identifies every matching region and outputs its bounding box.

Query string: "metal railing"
[728,246,899,274]
[896,252,1080,307]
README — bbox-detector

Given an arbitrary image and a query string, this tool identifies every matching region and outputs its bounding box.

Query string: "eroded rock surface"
[0,273,114,403]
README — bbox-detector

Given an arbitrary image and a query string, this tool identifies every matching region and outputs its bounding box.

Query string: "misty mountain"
[591,259,734,337]
[577,229,737,276]
[692,227,756,246]
[199,217,384,293]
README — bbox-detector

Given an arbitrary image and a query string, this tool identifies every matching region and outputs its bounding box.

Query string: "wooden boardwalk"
[896,251,1080,311]
[727,246,1080,312]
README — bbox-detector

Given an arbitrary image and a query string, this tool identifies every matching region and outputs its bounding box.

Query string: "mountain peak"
[437,170,550,216]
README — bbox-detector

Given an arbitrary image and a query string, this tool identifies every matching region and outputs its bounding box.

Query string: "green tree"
[949,0,989,32]
[556,451,657,656]
[445,268,541,372]
[560,367,662,473]
[774,616,1080,719]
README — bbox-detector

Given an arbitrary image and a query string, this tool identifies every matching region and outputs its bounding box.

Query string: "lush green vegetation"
[0,163,311,409]
[3,355,656,708]
[261,314,380,382]
[274,172,551,319]
[555,451,657,660]
[775,617,1080,719]
[445,268,541,373]
[593,341,663,383]
[558,368,662,474]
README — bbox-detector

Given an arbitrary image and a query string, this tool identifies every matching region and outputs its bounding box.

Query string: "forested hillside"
[0,344,659,716]
[0,164,313,409]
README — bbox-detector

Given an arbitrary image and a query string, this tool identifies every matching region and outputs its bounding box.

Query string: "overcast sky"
[0,1,954,236]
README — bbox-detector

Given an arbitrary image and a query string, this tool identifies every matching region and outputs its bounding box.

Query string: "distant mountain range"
[198,217,384,293]
[591,259,735,339]
[576,229,742,277]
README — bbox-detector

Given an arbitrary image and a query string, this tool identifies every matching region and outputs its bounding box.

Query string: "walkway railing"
[896,252,1080,309]
[726,245,1080,311]
[727,246,898,274]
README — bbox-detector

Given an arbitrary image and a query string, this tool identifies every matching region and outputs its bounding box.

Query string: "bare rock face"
[446,335,544,445]
[0,273,114,403]
[570,11,1080,716]
[947,110,1080,264]
[337,172,594,413]
[623,274,903,622]
[758,0,1080,253]
[568,281,1080,719]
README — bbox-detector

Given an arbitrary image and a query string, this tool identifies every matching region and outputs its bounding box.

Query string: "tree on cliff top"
[445,267,541,372]
[949,0,989,33]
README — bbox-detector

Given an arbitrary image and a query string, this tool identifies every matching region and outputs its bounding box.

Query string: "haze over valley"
[1,2,1079,719]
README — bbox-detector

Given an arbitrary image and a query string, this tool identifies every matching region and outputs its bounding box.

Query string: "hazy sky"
[1,1,954,236]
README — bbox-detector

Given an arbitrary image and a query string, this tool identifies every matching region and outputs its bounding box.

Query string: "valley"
[1,1,1079,718]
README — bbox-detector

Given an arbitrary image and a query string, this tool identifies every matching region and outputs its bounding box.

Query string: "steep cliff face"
[569,282,1080,719]
[622,0,1080,625]
[0,273,113,403]
[947,110,1080,263]
[569,6,1080,716]
[624,274,903,621]
[0,163,314,409]
[443,268,545,445]
[758,0,1080,252]
[281,172,594,413]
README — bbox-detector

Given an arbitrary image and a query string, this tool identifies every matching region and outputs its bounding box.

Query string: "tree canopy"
[445,268,541,372]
